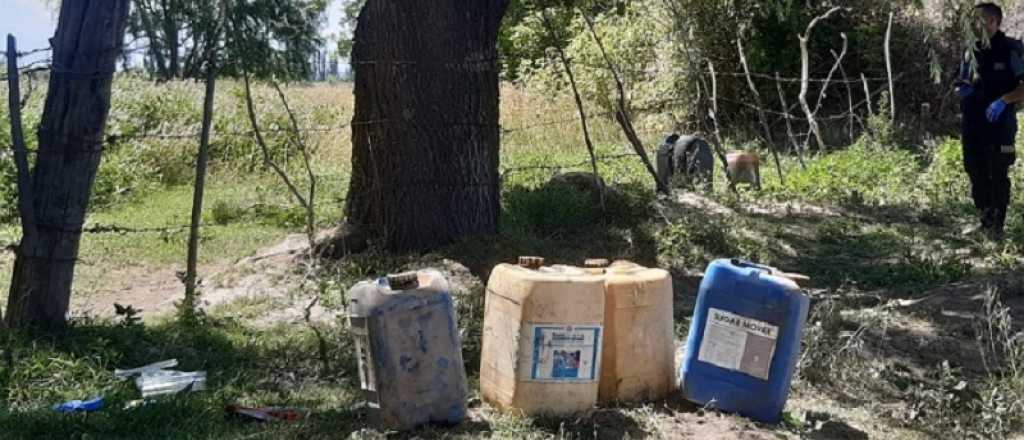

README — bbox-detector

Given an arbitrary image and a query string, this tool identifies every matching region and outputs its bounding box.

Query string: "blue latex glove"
[957,84,974,98]
[987,99,1008,122]
[53,397,104,413]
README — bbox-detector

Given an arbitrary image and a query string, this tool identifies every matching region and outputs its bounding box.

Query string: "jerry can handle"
[730,258,774,274]
[386,271,420,290]
[730,258,810,285]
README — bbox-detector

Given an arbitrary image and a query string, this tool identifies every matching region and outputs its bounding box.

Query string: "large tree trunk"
[5,0,131,330]
[342,0,509,251]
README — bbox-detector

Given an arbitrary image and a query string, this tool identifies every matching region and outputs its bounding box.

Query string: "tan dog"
[726,152,761,190]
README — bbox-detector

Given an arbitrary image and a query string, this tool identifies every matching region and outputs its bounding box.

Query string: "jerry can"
[480,257,605,416]
[595,260,676,403]
[347,269,468,430]
[680,259,809,424]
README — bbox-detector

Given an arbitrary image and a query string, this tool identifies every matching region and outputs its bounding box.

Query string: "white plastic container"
[347,269,468,430]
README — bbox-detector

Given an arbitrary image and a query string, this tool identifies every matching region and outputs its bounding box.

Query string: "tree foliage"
[128,0,328,80]
[507,0,982,143]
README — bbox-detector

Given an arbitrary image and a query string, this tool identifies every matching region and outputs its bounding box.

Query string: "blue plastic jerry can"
[680,259,810,424]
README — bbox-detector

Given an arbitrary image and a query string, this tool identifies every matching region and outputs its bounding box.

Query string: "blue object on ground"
[53,397,104,413]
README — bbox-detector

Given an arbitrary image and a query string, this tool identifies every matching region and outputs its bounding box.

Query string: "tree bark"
[343,0,509,251]
[5,0,131,330]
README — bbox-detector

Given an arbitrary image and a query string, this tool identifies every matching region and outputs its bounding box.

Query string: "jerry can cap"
[386,271,420,290]
[518,256,545,269]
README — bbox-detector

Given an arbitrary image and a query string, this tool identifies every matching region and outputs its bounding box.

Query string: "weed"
[454,284,486,376]
[211,200,247,226]
[503,179,652,235]
[0,316,359,439]
[971,288,1024,438]
[3,74,1024,439]
[796,297,879,391]
[656,210,775,271]
[765,140,920,207]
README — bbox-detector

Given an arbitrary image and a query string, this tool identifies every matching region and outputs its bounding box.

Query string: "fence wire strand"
[1,40,947,238]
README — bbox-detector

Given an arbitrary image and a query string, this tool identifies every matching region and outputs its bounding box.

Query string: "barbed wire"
[0,35,950,240]
[0,150,635,242]
[0,46,52,58]
[560,58,902,85]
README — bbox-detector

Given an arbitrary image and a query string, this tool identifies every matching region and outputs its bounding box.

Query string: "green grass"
[0,168,347,315]
[0,316,366,440]
[4,79,1024,439]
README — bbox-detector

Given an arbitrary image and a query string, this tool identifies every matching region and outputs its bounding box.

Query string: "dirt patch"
[71,264,199,319]
[656,408,787,439]
[70,234,316,323]
[66,233,494,327]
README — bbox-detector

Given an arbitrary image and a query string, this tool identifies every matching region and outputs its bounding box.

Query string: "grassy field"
[2,79,1024,439]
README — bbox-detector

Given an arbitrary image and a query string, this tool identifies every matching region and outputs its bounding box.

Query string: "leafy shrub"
[91,150,158,209]
[765,139,920,206]
[503,180,652,235]
[656,210,775,270]
[920,137,969,208]
[211,199,247,226]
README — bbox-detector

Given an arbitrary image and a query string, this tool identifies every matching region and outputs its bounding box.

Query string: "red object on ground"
[227,405,307,422]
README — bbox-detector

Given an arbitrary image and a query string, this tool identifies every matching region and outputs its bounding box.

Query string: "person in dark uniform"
[957,3,1024,240]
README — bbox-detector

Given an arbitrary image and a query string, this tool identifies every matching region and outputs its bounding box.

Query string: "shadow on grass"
[0,316,362,439]
[727,200,983,292]
[444,181,659,280]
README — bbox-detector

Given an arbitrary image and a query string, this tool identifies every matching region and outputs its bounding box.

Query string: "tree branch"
[272,81,319,249]
[834,47,860,140]
[578,8,668,194]
[862,73,874,118]
[541,8,605,203]
[242,71,311,216]
[776,72,805,169]
[708,61,737,194]
[799,6,842,151]
[885,11,896,121]
[813,33,848,116]
[737,32,783,184]
[6,35,37,250]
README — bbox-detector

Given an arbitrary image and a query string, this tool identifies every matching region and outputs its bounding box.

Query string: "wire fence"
[1,34,943,239]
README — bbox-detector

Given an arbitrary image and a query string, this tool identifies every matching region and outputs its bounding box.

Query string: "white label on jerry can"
[697,308,778,380]
[525,325,602,382]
